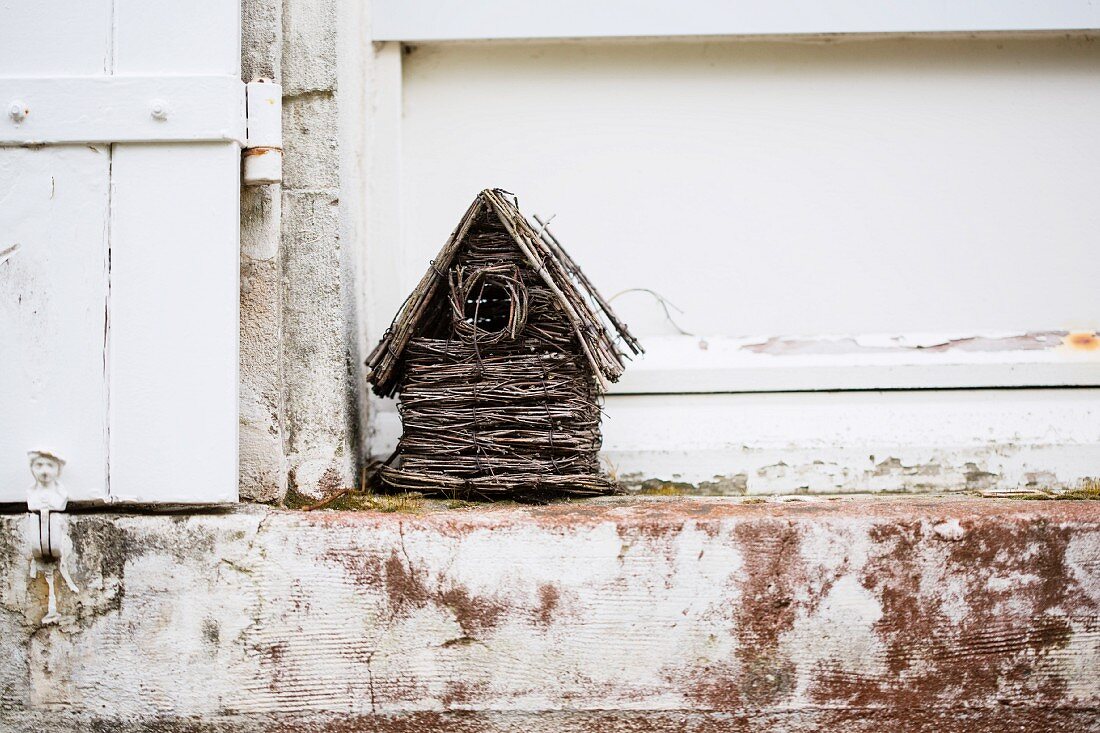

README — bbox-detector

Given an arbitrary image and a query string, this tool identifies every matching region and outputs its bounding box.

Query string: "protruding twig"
[609,287,693,337]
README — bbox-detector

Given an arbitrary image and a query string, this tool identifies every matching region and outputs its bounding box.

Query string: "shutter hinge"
[243,79,283,186]
[25,450,79,626]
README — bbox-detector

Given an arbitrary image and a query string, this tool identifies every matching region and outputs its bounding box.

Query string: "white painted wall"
[398,37,1100,342]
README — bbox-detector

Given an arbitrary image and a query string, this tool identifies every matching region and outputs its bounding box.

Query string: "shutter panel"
[1,0,241,505]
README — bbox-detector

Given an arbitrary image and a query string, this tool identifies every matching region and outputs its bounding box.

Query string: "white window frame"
[372,1,1100,42]
[361,39,1100,399]
[348,13,1100,494]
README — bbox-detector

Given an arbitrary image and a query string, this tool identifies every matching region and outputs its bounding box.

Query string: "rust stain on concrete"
[325,545,507,639]
[535,583,560,626]
[437,585,506,637]
[810,517,1092,710]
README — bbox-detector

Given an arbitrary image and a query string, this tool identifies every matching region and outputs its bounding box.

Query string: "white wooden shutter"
[0,0,241,505]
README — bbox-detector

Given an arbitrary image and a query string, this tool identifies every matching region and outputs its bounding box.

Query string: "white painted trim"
[363,41,405,452]
[373,1,1100,41]
[613,333,1100,394]
[363,43,404,352]
[0,76,246,146]
[370,388,1100,493]
[599,389,1100,494]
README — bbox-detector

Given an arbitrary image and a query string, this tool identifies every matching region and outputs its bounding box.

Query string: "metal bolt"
[150,99,168,121]
[8,101,27,123]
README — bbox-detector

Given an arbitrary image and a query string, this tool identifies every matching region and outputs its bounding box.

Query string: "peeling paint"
[615,438,1098,497]
[743,331,1070,356]
[0,242,20,264]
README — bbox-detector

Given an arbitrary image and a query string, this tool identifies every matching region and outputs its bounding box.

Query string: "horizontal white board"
[0,76,246,146]
[601,389,1100,494]
[612,333,1100,394]
[374,0,1100,41]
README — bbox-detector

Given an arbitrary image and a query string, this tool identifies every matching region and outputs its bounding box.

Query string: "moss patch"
[635,479,693,496]
[1055,477,1100,500]
[985,478,1100,501]
[281,486,316,510]
[284,487,426,513]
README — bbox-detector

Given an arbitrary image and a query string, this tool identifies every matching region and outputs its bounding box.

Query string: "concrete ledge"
[1,498,1098,731]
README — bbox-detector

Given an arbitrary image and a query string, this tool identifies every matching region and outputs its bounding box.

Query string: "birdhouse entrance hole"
[449,265,529,344]
[466,281,512,334]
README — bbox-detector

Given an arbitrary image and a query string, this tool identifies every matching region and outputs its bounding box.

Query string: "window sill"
[2,496,1097,728]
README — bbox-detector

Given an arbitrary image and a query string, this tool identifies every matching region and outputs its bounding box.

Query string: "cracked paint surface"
[0,499,1098,732]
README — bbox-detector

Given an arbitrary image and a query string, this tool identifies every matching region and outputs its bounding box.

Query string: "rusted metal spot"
[243,146,281,158]
[1062,331,1100,351]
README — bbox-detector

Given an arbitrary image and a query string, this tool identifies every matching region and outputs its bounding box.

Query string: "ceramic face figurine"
[27,450,68,512]
[25,450,76,624]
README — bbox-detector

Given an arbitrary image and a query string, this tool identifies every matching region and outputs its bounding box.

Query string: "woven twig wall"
[378,210,616,499]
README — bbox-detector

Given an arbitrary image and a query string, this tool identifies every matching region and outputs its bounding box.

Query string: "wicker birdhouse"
[366,189,642,498]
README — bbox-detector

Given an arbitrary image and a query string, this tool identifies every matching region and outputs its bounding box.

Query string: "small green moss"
[322,491,373,511]
[1006,492,1057,501]
[636,479,694,496]
[283,486,426,513]
[1058,477,1100,500]
[984,478,1100,501]
[369,492,425,513]
[282,486,316,510]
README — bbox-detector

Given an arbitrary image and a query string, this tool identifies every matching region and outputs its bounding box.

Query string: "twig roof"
[366,189,642,397]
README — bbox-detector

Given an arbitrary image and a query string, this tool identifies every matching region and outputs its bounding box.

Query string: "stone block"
[280,190,356,496]
[282,0,337,96]
[1,499,1098,731]
[282,91,339,190]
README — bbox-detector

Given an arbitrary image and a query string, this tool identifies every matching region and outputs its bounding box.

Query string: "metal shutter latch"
[24,450,79,625]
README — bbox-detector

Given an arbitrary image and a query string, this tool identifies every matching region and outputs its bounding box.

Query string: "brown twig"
[302,488,352,512]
